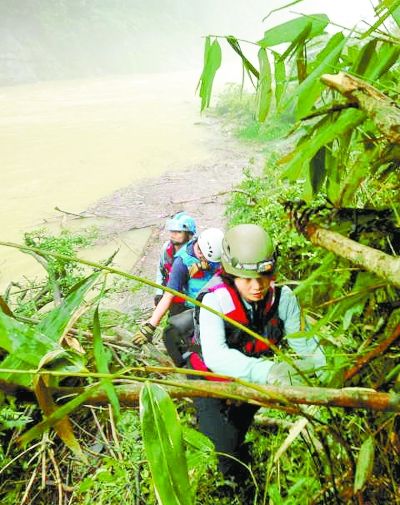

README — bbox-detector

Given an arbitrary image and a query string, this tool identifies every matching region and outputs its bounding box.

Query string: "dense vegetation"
[1,1,400,504]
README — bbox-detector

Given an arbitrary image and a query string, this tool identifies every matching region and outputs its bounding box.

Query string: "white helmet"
[197,228,224,262]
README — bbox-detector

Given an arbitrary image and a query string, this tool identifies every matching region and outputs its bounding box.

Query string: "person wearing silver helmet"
[190,224,326,484]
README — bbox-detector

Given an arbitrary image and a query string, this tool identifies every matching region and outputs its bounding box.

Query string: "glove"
[132,321,156,345]
[267,359,315,386]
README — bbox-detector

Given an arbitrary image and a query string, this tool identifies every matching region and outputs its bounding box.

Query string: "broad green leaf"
[352,39,378,77]
[308,147,327,199]
[279,22,311,64]
[282,109,366,181]
[296,41,307,83]
[368,42,400,80]
[0,312,60,358]
[258,14,330,47]
[140,383,192,505]
[392,5,400,27]
[183,426,215,477]
[183,426,214,453]
[295,32,346,119]
[19,382,103,446]
[273,51,286,107]
[34,376,86,460]
[354,436,375,493]
[198,38,222,111]
[256,48,272,122]
[0,313,64,386]
[37,273,99,341]
[195,35,210,97]
[0,274,95,387]
[93,306,120,419]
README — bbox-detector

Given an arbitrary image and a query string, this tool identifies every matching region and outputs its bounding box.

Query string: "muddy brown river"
[0,71,216,290]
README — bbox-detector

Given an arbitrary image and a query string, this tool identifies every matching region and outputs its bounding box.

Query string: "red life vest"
[189,277,283,381]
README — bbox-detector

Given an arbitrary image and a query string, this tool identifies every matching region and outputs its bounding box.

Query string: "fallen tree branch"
[344,323,400,381]
[321,72,400,143]
[2,375,400,412]
[83,380,400,412]
[300,101,358,121]
[298,222,400,288]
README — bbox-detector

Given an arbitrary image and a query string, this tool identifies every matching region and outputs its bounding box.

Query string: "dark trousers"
[193,396,259,481]
[162,307,194,367]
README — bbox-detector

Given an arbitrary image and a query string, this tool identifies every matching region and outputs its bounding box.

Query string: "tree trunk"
[83,380,400,412]
[301,222,400,288]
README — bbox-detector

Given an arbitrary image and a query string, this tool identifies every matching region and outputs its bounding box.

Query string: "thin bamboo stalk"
[344,324,400,381]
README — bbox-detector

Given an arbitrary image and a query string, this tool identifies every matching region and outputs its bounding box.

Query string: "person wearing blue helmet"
[133,227,224,366]
[154,212,197,315]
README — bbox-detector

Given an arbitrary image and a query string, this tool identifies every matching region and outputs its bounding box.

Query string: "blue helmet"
[166,212,196,235]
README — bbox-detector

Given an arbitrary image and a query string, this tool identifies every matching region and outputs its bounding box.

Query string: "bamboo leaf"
[282,109,365,181]
[352,39,378,77]
[37,273,99,341]
[354,436,375,493]
[198,38,222,111]
[308,147,327,199]
[256,48,272,122]
[295,32,346,119]
[140,382,192,505]
[93,306,120,419]
[273,51,286,107]
[34,376,86,461]
[183,426,214,453]
[258,14,329,47]
[19,382,102,446]
[368,42,400,80]
[279,22,312,64]
[0,313,64,386]
[226,36,259,80]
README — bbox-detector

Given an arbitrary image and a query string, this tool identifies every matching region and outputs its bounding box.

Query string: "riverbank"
[85,115,265,314]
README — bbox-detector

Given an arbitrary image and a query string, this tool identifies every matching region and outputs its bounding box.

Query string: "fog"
[0,0,376,85]
[0,0,377,289]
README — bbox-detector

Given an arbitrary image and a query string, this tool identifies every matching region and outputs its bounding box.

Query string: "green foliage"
[24,227,97,294]
[198,4,400,203]
[140,382,192,505]
[255,48,272,122]
[93,306,120,420]
[354,435,375,493]
[257,14,330,47]
[198,37,222,111]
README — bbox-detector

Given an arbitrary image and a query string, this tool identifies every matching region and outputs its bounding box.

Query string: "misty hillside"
[0,0,269,85]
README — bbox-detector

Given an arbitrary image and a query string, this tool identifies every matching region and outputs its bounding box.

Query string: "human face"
[233,275,272,302]
[169,231,188,246]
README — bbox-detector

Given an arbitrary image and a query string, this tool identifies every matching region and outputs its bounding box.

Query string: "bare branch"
[321,72,400,143]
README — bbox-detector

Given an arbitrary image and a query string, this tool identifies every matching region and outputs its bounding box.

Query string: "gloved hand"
[132,321,156,345]
[267,359,315,386]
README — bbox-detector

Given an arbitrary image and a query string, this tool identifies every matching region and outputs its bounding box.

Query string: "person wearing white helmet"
[154,212,197,315]
[132,227,224,366]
